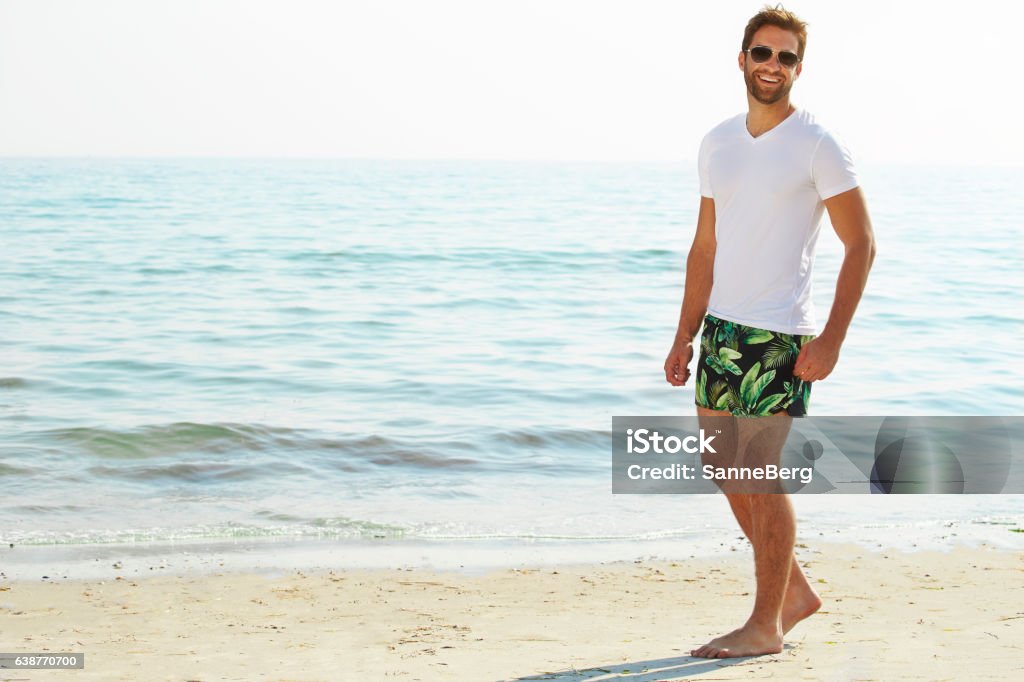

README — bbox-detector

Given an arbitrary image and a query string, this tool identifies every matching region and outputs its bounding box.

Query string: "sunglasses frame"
[744,45,802,68]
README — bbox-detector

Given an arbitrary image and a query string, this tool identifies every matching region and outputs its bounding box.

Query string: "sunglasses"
[744,45,801,68]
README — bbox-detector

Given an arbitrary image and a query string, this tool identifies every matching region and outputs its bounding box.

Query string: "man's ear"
[738,51,746,71]
[794,62,803,79]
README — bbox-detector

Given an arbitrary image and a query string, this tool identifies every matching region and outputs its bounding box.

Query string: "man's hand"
[793,335,841,382]
[664,339,695,386]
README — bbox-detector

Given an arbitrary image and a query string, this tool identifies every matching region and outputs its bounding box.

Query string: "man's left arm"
[793,186,877,382]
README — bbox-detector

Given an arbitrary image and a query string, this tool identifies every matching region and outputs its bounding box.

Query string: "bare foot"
[782,581,822,634]
[690,623,784,658]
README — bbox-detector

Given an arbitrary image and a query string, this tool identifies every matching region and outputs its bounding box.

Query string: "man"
[663,5,876,658]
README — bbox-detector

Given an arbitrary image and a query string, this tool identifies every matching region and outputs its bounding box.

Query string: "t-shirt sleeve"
[812,131,859,200]
[697,134,713,198]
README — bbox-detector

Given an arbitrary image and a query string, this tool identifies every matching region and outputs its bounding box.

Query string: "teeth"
[758,76,779,83]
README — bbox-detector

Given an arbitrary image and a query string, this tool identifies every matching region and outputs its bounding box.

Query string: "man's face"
[740,25,803,105]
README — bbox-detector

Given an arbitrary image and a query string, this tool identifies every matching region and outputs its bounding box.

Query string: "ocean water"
[1,158,1022,559]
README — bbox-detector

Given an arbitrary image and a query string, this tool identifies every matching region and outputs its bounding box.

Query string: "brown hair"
[742,4,809,60]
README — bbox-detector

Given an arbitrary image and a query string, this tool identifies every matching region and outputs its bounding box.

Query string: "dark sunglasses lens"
[749,46,772,62]
[779,51,799,67]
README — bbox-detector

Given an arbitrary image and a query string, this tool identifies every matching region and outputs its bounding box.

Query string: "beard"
[744,67,793,105]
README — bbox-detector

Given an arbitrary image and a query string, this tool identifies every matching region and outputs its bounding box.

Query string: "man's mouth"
[757,75,781,84]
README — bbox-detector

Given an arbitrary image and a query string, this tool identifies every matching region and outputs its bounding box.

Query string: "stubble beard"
[744,67,792,105]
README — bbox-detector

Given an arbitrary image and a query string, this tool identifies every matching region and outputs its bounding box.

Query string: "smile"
[757,75,781,84]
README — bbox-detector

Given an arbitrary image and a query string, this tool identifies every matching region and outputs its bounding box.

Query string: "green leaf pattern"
[696,369,708,407]
[695,315,814,416]
[705,346,743,376]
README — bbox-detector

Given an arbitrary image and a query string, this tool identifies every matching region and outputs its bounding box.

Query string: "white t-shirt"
[698,107,859,335]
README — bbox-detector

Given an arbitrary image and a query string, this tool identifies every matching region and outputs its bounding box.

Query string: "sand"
[1,543,1022,681]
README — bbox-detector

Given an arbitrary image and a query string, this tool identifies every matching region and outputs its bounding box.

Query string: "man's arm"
[793,186,877,382]
[665,196,716,387]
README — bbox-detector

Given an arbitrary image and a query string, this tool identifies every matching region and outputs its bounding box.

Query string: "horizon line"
[1,155,1023,170]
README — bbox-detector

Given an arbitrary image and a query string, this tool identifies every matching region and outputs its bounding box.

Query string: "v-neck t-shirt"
[697,108,859,335]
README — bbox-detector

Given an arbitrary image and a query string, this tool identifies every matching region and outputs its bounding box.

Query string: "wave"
[32,422,611,451]
[0,518,411,546]
[0,519,708,547]
[280,246,676,272]
[6,423,610,485]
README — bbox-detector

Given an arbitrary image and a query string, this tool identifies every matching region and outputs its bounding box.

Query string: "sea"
[1,158,1022,577]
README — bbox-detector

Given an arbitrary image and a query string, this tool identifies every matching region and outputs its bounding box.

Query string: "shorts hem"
[695,399,808,418]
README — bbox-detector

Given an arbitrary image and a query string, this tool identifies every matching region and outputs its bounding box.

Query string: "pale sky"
[1,0,1020,165]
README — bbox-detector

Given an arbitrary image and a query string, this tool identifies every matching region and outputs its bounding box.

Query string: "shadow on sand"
[501,646,794,681]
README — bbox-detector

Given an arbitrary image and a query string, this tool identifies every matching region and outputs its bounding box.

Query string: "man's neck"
[745,98,796,138]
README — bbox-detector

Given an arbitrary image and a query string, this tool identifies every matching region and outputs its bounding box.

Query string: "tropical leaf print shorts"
[695,314,815,417]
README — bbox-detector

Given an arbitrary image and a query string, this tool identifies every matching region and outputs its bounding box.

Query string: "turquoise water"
[2,159,1022,550]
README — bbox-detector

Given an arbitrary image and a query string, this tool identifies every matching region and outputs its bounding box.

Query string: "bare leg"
[723,493,821,633]
[690,494,791,658]
[690,409,817,658]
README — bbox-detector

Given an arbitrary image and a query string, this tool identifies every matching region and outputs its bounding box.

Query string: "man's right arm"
[664,196,716,387]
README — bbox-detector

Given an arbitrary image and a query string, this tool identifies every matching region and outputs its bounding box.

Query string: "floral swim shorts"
[695,314,815,417]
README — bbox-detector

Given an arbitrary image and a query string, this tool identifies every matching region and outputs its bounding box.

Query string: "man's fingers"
[664,358,678,384]
[793,347,809,372]
[664,353,691,386]
[793,345,818,381]
[665,341,696,385]
[799,368,827,382]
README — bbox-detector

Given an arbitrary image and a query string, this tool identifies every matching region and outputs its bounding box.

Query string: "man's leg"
[690,408,817,658]
[721,493,822,633]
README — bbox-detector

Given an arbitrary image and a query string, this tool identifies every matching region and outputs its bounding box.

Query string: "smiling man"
[663,5,876,658]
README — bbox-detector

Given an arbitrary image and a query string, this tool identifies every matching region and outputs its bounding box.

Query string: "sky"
[0,0,1021,165]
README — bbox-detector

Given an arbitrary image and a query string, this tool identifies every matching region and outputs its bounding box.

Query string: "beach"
[2,159,1022,680]
[4,2,1024,677]
[2,542,1021,681]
